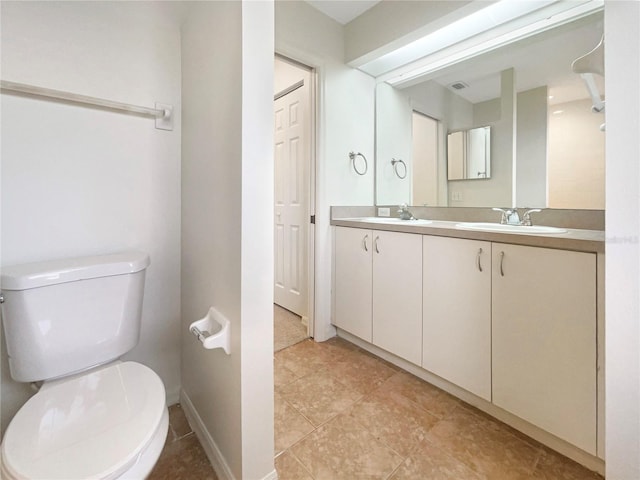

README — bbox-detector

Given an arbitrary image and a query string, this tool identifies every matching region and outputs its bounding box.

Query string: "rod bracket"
[155,103,173,131]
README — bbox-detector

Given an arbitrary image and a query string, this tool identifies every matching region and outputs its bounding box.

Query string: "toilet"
[0,251,168,480]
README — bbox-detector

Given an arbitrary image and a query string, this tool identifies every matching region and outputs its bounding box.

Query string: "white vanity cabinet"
[333,227,422,364]
[422,236,492,401]
[334,226,373,342]
[333,220,602,460]
[372,230,423,365]
[491,243,597,455]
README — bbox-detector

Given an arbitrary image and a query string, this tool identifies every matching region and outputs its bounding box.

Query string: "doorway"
[412,112,439,206]
[273,55,315,349]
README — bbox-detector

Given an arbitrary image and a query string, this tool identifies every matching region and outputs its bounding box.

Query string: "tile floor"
[275,337,604,480]
[148,404,218,480]
[274,304,309,352]
[151,335,604,479]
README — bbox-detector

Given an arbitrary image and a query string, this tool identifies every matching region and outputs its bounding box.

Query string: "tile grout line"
[288,446,318,480]
[345,381,457,480]
[278,344,481,478]
[278,345,450,477]
[174,431,196,443]
[275,395,325,458]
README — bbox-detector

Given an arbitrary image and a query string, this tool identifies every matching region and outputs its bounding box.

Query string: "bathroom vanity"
[330,210,605,472]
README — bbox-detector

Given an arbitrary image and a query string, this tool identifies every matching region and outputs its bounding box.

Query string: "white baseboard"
[180,390,279,480]
[180,390,236,480]
[263,469,279,480]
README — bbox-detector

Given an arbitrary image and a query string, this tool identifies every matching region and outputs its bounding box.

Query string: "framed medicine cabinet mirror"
[447,126,491,180]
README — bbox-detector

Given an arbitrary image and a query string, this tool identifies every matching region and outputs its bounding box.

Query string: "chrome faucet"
[398,203,416,220]
[493,207,542,226]
[493,207,520,225]
[521,208,542,226]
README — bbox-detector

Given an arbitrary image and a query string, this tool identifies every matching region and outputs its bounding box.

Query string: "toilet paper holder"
[189,307,231,355]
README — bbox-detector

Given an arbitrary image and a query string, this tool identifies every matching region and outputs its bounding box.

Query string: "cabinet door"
[423,236,491,401]
[372,230,422,365]
[334,227,373,341]
[492,243,597,454]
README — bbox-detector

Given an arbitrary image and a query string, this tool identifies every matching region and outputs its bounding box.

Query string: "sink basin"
[455,222,567,234]
[345,217,433,225]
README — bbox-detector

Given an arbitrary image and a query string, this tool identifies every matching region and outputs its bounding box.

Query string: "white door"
[274,84,308,317]
[412,112,439,206]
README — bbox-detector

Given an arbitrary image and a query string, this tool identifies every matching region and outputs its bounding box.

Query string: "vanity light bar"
[381,0,604,87]
[363,0,557,77]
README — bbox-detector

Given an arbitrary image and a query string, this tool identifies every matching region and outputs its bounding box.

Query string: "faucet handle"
[522,209,542,226]
[397,203,415,220]
[492,207,511,224]
[492,207,523,225]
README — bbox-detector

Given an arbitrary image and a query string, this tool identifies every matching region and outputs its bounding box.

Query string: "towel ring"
[391,158,407,179]
[349,151,368,176]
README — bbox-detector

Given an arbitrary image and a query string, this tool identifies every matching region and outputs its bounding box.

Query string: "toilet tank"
[0,251,150,382]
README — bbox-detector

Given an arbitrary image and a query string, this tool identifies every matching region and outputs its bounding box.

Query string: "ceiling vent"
[449,81,469,90]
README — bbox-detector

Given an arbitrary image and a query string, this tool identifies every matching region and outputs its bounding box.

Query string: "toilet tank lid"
[1,251,150,291]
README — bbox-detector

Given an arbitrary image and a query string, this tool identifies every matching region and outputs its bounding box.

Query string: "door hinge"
[310,215,315,224]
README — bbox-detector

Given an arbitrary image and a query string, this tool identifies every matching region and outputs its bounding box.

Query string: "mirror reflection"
[375,12,605,210]
[447,126,491,180]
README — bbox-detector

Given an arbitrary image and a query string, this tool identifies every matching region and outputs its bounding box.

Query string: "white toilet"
[0,251,169,480]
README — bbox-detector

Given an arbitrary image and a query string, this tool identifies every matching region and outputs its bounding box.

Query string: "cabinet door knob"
[499,251,505,277]
[477,248,483,272]
[362,234,369,252]
[374,236,380,254]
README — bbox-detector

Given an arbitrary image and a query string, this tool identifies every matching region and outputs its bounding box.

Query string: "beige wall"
[376,82,412,205]
[377,79,474,207]
[181,2,275,478]
[449,69,516,208]
[605,1,640,478]
[517,86,548,207]
[276,0,375,341]
[548,98,605,210]
[240,3,276,477]
[181,2,242,476]
[1,0,182,435]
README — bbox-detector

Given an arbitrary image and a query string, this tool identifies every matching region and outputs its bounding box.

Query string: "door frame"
[274,53,317,338]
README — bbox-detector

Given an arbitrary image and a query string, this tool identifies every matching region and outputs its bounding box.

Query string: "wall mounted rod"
[1,80,169,119]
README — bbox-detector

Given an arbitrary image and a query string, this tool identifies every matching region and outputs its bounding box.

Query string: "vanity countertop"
[331,217,605,254]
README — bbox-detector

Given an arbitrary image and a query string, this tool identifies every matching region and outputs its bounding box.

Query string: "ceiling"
[304,0,380,25]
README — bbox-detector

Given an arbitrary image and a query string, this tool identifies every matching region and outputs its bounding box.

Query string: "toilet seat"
[1,362,167,480]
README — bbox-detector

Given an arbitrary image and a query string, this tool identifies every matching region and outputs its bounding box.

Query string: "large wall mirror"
[375,11,605,210]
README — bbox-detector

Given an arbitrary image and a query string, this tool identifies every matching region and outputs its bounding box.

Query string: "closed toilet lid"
[1,362,166,480]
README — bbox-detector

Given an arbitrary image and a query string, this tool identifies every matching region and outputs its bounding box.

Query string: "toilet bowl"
[1,362,168,480]
[0,251,168,479]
